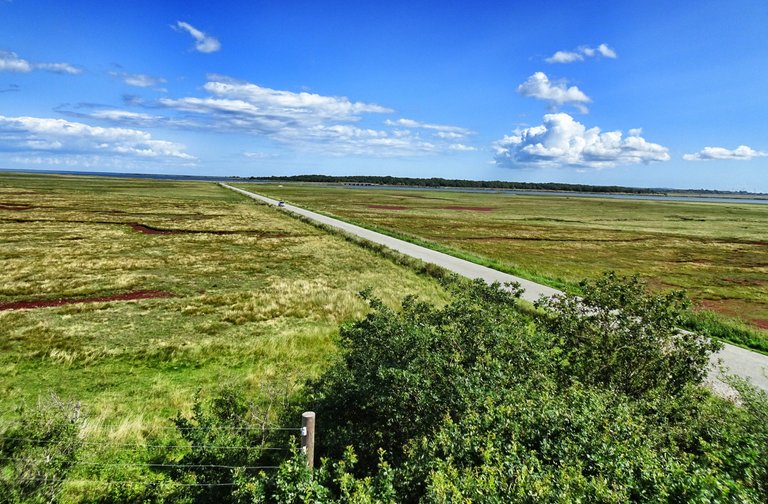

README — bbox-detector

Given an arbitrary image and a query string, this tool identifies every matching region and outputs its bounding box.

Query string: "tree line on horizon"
[247,174,661,193]
[242,174,763,196]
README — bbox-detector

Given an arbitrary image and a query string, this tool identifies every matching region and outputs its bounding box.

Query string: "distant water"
[3,169,766,205]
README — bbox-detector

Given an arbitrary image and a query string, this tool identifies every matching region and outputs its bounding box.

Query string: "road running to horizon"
[222,183,768,392]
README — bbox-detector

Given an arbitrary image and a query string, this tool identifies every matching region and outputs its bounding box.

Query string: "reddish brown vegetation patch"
[0,290,174,311]
[130,223,178,235]
[0,203,34,210]
[128,223,292,238]
[368,205,409,210]
[441,206,496,212]
[697,299,768,330]
[722,277,768,287]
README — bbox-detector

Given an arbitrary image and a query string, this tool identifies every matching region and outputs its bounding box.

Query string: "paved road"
[222,183,768,392]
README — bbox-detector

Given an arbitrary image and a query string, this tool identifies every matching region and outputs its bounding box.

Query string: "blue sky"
[1,0,767,191]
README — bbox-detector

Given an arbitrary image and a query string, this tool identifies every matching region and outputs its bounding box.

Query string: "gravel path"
[222,183,768,392]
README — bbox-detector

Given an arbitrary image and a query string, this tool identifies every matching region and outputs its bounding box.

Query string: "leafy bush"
[16,272,761,502]
[0,395,83,504]
[234,447,395,504]
[158,388,284,503]
[302,277,541,468]
[535,272,721,397]
[409,384,761,502]
[285,272,768,502]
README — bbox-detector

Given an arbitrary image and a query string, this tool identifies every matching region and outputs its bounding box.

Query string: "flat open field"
[0,174,446,429]
[242,183,768,336]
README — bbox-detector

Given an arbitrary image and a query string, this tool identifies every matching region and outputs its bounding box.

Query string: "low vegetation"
[2,173,767,501]
[4,275,766,502]
[0,173,446,428]
[241,183,768,351]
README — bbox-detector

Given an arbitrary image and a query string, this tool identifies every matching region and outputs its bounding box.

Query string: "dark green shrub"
[160,388,286,503]
[535,272,721,397]
[303,278,540,469]
[407,383,761,502]
[0,395,83,504]
[234,447,395,503]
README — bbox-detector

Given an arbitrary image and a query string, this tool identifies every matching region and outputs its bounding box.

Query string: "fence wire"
[1,437,289,451]
[0,419,308,495]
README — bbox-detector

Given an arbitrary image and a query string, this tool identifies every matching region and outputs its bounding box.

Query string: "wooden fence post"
[301,411,315,470]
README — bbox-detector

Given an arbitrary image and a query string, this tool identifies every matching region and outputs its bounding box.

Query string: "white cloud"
[597,43,617,58]
[383,118,472,136]
[243,151,276,159]
[448,143,477,152]
[494,113,669,169]
[272,123,442,157]
[202,77,391,117]
[517,72,591,112]
[683,145,768,161]
[155,76,434,154]
[0,51,81,74]
[156,78,394,138]
[434,131,466,139]
[0,52,33,72]
[546,43,617,63]
[174,21,221,53]
[0,115,194,161]
[88,109,158,122]
[545,51,584,64]
[33,62,81,75]
[75,75,474,157]
[109,70,166,88]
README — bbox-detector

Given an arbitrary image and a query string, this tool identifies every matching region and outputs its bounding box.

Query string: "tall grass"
[0,173,447,431]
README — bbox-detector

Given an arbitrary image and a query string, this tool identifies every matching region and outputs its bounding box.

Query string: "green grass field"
[240,183,768,346]
[0,173,447,432]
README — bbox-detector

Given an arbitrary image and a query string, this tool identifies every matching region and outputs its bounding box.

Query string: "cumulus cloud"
[517,72,591,112]
[156,77,393,135]
[683,145,768,161]
[545,43,617,63]
[149,76,472,156]
[494,113,669,169]
[0,51,81,74]
[0,115,194,161]
[56,75,473,157]
[174,21,221,53]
